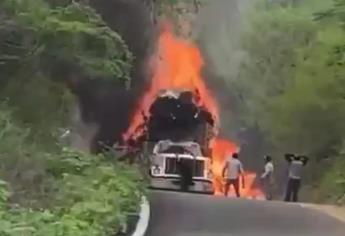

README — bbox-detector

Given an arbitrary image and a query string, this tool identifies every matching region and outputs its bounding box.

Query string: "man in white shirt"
[261,155,274,200]
[284,154,309,202]
[222,153,245,197]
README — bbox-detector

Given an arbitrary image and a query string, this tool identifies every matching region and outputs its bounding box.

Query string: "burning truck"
[121,24,264,198]
[132,89,216,193]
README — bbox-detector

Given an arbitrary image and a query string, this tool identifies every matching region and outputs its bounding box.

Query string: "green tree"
[199,0,345,202]
[221,0,345,156]
[227,0,345,202]
[0,0,133,83]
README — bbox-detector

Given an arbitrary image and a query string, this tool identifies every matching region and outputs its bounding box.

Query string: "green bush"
[315,143,345,205]
[0,106,145,235]
[0,148,144,236]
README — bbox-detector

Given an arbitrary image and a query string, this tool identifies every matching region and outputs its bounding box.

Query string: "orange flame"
[123,23,219,141]
[124,23,264,199]
[210,138,239,195]
[211,138,264,199]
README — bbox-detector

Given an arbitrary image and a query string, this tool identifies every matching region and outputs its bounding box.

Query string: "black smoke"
[71,0,157,152]
[146,91,214,143]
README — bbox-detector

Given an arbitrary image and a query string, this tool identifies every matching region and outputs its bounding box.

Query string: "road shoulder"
[301,203,345,223]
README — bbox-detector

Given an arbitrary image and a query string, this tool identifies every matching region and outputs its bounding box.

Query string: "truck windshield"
[159,145,190,154]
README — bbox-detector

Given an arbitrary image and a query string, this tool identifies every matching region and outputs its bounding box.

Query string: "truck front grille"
[165,158,205,178]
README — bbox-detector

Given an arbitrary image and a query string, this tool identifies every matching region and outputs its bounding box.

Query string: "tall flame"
[123,23,219,141]
[124,23,263,199]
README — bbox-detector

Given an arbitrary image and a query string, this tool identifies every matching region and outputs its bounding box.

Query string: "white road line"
[132,196,150,236]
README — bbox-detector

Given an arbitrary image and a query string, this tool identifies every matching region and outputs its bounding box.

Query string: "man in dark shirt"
[177,157,193,191]
[284,154,309,202]
[176,146,195,192]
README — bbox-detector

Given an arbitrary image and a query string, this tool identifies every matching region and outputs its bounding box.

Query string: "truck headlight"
[152,165,161,175]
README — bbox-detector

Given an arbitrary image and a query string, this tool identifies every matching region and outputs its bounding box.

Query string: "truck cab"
[149,140,213,193]
[126,88,215,193]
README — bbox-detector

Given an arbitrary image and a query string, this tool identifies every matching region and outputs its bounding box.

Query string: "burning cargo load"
[145,89,215,156]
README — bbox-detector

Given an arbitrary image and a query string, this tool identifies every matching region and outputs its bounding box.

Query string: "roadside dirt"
[302,203,345,223]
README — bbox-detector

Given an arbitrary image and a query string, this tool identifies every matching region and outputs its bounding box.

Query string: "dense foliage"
[235,0,345,202]
[0,0,133,81]
[235,1,344,153]
[0,0,143,235]
[0,103,144,235]
[0,147,143,236]
[198,0,345,203]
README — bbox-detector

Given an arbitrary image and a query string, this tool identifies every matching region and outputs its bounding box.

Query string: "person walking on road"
[223,152,245,197]
[284,153,309,202]
[260,155,275,200]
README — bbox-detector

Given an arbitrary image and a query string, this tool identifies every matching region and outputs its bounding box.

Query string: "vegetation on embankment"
[0,0,144,235]
[202,0,345,204]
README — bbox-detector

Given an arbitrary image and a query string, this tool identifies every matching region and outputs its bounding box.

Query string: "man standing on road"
[177,156,193,192]
[223,153,245,197]
[261,155,275,200]
[284,154,309,202]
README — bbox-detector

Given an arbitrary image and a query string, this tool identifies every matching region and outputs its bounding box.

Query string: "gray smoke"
[194,0,268,171]
[195,1,294,182]
[195,0,256,139]
[70,105,99,152]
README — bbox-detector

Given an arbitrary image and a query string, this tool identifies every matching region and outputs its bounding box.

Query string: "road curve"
[145,190,345,236]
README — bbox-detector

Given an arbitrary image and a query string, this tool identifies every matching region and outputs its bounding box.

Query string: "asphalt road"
[145,190,345,236]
